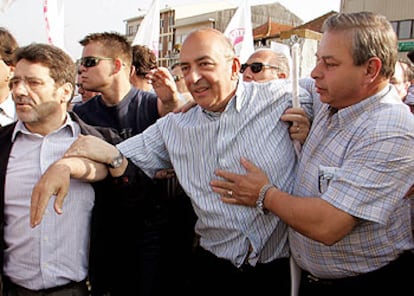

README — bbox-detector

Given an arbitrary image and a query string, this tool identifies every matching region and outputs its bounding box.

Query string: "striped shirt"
[118,79,312,267]
[290,85,414,278]
[4,115,94,290]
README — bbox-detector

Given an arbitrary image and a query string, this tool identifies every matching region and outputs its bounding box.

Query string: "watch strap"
[256,183,274,214]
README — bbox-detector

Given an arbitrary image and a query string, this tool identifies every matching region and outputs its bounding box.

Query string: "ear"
[365,57,382,83]
[278,73,287,79]
[60,82,74,103]
[113,58,125,74]
[231,57,241,80]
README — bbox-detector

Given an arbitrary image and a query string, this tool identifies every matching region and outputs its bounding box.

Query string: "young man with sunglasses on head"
[72,31,195,296]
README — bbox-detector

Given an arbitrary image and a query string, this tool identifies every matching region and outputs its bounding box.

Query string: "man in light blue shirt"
[31,28,312,295]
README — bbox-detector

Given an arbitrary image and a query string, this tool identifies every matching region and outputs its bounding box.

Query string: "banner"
[132,0,160,58]
[0,0,15,13]
[43,0,65,50]
[224,0,254,63]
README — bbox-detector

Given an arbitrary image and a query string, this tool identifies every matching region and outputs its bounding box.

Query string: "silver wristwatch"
[108,151,124,169]
[256,184,274,215]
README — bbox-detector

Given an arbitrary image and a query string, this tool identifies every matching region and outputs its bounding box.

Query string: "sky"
[0,0,341,60]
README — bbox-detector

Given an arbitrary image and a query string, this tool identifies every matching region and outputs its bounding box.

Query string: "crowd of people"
[1,10,414,296]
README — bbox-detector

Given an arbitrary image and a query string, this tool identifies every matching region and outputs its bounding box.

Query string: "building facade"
[340,0,414,58]
[124,2,302,67]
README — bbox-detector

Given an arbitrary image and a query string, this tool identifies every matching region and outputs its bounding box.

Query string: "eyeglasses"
[77,56,113,68]
[239,62,279,74]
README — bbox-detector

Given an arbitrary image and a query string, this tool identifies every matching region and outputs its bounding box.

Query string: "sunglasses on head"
[239,62,279,74]
[77,56,113,68]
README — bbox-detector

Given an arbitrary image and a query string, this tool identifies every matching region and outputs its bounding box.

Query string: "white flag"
[43,0,65,50]
[224,0,254,64]
[0,0,15,13]
[132,0,160,58]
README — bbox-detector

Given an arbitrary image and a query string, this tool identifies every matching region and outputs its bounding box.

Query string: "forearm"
[57,157,108,181]
[157,92,182,117]
[264,187,356,245]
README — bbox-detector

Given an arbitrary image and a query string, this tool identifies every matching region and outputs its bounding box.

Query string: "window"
[392,20,414,40]
[399,20,412,39]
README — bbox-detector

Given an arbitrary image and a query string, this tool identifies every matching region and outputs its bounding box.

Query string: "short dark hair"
[14,43,76,92]
[132,44,157,76]
[79,32,132,67]
[0,27,19,66]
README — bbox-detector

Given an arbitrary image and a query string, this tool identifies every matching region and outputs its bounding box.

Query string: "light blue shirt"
[290,85,414,278]
[118,79,312,267]
[4,115,94,290]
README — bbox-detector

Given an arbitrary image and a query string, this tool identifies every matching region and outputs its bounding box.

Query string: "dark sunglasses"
[77,56,113,68]
[240,62,279,74]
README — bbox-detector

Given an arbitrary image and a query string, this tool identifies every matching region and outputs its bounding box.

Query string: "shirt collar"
[333,85,399,128]
[12,113,77,142]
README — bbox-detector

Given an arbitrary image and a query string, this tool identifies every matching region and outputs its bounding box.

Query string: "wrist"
[256,183,275,215]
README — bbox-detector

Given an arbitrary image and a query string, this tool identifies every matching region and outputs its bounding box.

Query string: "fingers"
[220,196,241,205]
[240,157,259,172]
[30,187,53,228]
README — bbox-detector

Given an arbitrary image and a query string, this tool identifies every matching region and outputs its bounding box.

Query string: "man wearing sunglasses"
[240,48,290,83]
[72,32,191,295]
[241,48,310,144]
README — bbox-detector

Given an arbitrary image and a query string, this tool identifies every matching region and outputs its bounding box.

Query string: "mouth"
[315,85,326,94]
[191,85,209,98]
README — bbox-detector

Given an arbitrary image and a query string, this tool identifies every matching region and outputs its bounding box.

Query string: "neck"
[100,80,132,106]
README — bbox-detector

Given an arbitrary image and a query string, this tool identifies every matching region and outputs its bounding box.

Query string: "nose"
[11,80,30,96]
[243,72,253,82]
[310,62,322,80]
[185,68,202,85]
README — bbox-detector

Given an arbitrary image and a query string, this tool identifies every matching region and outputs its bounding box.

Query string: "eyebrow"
[181,55,213,65]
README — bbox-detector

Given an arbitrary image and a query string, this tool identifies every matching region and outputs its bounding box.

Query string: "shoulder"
[73,96,102,114]
[69,112,122,144]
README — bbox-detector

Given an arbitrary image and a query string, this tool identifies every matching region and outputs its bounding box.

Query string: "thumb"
[54,187,69,215]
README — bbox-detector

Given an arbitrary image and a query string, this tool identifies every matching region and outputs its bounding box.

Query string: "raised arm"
[148,67,185,116]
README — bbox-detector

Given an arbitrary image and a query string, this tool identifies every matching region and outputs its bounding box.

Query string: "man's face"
[78,42,115,93]
[311,31,368,109]
[242,51,279,83]
[390,62,410,100]
[179,31,238,112]
[0,58,13,99]
[11,59,64,124]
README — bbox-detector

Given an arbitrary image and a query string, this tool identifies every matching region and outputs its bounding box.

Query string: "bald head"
[178,28,240,113]
[242,49,290,82]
